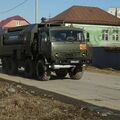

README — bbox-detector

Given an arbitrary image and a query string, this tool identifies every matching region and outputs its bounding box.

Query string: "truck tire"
[24,59,35,78]
[69,66,83,80]
[7,58,18,75]
[55,69,67,79]
[2,58,9,74]
[36,60,50,81]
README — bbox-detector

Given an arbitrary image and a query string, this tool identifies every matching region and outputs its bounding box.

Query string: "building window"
[16,20,21,26]
[112,30,119,41]
[102,30,109,40]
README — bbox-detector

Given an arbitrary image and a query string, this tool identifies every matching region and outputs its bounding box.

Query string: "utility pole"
[35,0,38,23]
[115,8,117,17]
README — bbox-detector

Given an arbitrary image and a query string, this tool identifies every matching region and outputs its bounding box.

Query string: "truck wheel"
[69,66,83,80]
[2,58,9,73]
[55,69,67,79]
[25,59,35,78]
[7,58,18,75]
[36,60,50,81]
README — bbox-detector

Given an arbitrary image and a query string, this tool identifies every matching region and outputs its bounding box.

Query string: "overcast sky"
[0,0,120,23]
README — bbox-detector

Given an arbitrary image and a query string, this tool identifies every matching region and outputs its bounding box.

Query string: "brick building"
[0,15,29,29]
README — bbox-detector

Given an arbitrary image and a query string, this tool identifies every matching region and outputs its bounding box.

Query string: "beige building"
[108,8,120,18]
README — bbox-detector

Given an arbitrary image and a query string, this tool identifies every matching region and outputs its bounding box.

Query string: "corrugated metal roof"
[48,6,120,26]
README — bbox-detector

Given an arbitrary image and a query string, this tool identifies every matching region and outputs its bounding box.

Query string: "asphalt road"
[0,68,120,112]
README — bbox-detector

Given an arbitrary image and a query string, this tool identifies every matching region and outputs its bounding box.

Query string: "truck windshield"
[51,30,84,42]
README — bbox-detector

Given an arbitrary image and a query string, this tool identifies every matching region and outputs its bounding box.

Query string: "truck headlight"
[55,53,59,58]
[80,44,87,50]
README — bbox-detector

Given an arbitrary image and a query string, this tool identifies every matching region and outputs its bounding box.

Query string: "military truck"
[0,24,89,81]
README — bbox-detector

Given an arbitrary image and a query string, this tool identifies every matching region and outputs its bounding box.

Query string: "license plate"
[70,60,79,64]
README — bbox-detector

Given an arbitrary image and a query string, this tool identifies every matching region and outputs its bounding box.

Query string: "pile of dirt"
[0,80,114,120]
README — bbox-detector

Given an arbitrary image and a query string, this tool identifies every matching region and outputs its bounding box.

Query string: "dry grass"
[0,81,108,120]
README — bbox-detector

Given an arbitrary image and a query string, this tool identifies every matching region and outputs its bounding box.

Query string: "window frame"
[16,20,21,26]
[112,30,119,41]
[102,30,109,41]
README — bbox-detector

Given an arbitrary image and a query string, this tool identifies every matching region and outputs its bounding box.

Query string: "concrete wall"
[91,47,120,69]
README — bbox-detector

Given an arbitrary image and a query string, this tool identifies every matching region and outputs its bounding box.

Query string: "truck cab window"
[77,33,84,41]
[51,30,84,42]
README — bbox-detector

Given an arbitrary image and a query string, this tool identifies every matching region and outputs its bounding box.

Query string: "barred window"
[112,30,119,41]
[102,30,109,40]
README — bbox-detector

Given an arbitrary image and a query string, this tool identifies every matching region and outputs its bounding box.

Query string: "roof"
[0,15,29,27]
[48,6,120,26]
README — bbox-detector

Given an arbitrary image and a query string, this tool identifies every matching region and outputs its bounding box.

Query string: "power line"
[0,0,29,14]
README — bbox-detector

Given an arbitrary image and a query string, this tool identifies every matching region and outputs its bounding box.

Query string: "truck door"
[39,31,51,58]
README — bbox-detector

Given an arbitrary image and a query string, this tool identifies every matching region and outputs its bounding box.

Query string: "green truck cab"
[0,24,89,81]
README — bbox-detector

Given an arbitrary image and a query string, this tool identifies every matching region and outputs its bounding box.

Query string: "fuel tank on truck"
[3,24,38,45]
[3,32,24,45]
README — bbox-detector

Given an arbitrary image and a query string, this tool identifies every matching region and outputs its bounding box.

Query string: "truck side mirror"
[41,32,48,42]
[86,32,90,42]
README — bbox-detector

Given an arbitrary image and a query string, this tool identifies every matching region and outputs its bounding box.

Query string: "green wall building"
[49,6,120,69]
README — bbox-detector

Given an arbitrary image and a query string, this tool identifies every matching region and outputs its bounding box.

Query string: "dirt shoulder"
[86,66,120,76]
